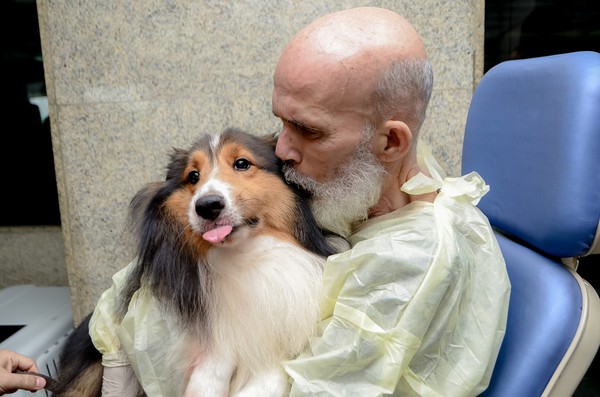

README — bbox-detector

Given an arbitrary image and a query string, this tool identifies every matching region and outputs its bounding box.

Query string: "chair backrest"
[462,51,600,397]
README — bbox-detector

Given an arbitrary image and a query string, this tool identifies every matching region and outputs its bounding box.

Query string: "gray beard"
[283,131,386,238]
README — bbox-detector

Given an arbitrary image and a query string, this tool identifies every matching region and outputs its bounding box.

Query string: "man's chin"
[281,142,385,238]
[282,165,320,196]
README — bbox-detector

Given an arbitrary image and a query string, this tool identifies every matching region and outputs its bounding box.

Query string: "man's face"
[272,91,367,185]
[281,124,386,237]
[272,48,387,236]
[272,48,376,184]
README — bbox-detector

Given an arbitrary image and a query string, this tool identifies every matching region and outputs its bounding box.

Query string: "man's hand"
[0,349,46,395]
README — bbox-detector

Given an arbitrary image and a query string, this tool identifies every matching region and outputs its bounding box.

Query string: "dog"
[53,128,339,396]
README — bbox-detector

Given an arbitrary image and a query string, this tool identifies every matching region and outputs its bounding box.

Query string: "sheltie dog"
[53,128,338,396]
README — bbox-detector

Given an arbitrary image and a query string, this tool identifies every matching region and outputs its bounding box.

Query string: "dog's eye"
[233,158,251,171]
[187,170,200,184]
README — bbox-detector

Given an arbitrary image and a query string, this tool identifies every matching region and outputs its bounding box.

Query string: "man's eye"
[234,158,251,170]
[296,125,322,140]
[303,129,321,139]
[188,170,200,184]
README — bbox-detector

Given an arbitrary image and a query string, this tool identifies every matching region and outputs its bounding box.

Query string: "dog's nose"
[195,194,225,220]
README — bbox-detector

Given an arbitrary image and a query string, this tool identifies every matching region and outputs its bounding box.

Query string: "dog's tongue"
[202,225,233,243]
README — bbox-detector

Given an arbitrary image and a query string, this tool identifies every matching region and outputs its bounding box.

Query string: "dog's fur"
[53,128,337,396]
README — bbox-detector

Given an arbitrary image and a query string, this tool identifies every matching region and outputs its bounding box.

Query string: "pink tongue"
[202,225,233,243]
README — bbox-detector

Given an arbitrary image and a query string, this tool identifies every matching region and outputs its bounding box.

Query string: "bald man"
[273,7,435,238]
[272,7,510,396]
[88,7,510,397]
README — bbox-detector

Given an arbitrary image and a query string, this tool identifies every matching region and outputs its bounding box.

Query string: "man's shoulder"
[345,198,502,271]
[340,206,440,270]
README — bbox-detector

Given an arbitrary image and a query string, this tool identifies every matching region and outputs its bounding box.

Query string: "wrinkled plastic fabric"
[90,265,185,397]
[284,145,510,397]
[89,144,510,397]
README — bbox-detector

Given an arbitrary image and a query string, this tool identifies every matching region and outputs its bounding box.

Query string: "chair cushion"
[462,51,600,258]
[479,233,583,397]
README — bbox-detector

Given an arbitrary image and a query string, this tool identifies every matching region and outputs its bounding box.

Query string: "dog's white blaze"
[187,161,241,232]
[209,133,221,154]
[197,175,232,198]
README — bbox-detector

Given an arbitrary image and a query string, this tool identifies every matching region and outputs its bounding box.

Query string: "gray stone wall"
[29,0,484,323]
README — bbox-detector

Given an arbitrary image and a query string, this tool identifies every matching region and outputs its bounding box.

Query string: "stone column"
[36,0,484,323]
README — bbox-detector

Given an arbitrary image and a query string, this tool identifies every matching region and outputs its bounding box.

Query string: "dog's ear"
[120,180,165,316]
[166,147,190,181]
[129,182,164,224]
[125,177,208,324]
[258,132,278,149]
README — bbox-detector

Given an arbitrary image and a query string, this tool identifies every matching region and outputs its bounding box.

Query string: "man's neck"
[368,160,436,218]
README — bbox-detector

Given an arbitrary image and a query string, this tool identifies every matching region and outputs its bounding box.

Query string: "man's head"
[272,7,433,236]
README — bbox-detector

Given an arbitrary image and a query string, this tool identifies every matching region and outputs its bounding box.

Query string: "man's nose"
[275,127,302,164]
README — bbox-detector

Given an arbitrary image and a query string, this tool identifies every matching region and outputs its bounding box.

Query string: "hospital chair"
[461,51,600,397]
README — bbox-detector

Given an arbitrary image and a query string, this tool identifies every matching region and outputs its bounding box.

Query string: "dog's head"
[122,128,335,323]
[163,128,298,247]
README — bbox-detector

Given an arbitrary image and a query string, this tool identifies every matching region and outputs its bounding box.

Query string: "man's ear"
[374,120,413,162]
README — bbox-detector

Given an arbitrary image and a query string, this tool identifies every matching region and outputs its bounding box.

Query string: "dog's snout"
[195,194,225,220]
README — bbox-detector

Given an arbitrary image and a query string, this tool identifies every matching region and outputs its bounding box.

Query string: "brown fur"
[55,361,103,397]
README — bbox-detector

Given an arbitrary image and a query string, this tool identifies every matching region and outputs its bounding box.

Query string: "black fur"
[52,313,101,397]
[121,179,210,326]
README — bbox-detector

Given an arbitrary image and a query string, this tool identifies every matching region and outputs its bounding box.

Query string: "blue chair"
[461,51,600,397]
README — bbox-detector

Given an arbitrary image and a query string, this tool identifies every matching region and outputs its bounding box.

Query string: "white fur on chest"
[184,235,324,397]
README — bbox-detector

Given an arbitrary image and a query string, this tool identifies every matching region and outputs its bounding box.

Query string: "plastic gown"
[90,146,510,397]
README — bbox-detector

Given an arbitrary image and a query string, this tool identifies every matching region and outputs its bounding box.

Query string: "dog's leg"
[184,350,235,397]
[232,368,289,397]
